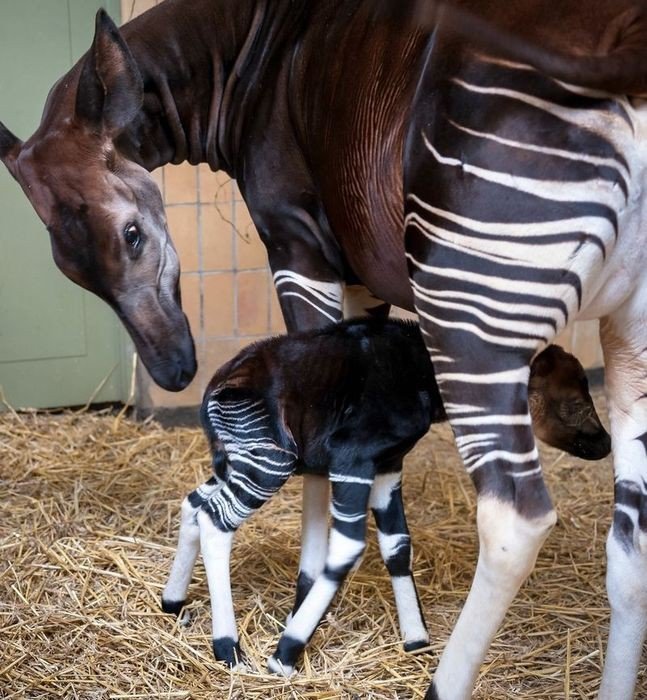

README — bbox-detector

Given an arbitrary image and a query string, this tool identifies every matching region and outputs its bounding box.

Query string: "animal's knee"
[477,497,556,586]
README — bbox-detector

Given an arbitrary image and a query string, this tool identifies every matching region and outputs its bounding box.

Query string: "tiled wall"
[122,0,603,411]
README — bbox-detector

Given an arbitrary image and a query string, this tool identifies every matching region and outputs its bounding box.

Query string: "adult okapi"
[0,0,645,697]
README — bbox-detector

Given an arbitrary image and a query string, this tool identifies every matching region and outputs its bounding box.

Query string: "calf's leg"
[289,474,330,621]
[162,477,221,616]
[370,470,429,651]
[268,474,373,676]
[199,393,297,666]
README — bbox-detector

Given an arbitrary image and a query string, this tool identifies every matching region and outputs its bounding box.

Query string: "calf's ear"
[0,120,22,180]
[75,9,143,134]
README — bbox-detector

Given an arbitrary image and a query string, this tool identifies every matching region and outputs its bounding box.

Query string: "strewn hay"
[0,392,644,699]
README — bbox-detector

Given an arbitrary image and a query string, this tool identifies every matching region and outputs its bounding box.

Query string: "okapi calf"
[161,318,610,674]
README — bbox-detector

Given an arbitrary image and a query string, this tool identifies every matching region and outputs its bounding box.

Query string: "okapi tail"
[382,1,647,96]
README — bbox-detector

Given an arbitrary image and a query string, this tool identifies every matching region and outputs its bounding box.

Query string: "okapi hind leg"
[415,327,556,700]
[199,392,298,667]
[268,472,374,676]
[598,303,647,700]
[370,470,429,652]
[161,477,221,619]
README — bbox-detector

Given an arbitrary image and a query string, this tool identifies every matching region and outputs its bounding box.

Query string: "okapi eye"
[124,223,141,249]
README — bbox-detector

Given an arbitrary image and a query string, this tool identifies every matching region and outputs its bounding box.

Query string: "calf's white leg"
[162,478,221,616]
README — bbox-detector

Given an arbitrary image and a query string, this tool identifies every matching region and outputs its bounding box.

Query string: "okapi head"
[0,10,196,392]
[529,346,611,461]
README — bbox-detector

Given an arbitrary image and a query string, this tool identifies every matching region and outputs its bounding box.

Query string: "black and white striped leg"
[415,331,555,700]
[289,475,330,623]
[200,394,297,666]
[370,471,429,652]
[268,475,373,676]
[598,307,647,700]
[162,477,221,618]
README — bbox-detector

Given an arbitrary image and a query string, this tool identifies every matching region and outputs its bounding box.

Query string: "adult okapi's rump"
[2,1,647,699]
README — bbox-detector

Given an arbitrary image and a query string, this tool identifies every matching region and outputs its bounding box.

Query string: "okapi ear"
[0,120,22,180]
[75,9,143,133]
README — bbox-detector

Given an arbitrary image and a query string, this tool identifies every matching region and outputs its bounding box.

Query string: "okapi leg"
[162,477,221,616]
[200,392,298,666]
[268,474,374,676]
[370,470,429,651]
[410,314,555,700]
[598,306,647,700]
[289,474,330,621]
[268,258,345,625]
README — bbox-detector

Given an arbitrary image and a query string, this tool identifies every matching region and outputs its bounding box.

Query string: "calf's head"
[0,11,196,391]
[529,346,611,460]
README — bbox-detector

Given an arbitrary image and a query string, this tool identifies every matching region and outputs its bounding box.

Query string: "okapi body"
[161,317,609,673]
[1,1,647,697]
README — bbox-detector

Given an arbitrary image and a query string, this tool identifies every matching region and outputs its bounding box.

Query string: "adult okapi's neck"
[113,0,269,175]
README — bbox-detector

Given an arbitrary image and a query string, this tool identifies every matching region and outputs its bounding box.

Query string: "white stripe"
[406,211,610,270]
[451,78,631,133]
[407,252,577,303]
[466,447,539,474]
[447,118,629,182]
[455,433,500,447]
[408,193,617,239]
[423,133,623,210]
[277,291,341,322]
[273,270,343,305]
[329,474,374,485]
[509,466,543,478]
[435,367,529,384]
[444,403,486,414]
[451,414,532,426]
[415,303,544,350]
[411,280,567,327]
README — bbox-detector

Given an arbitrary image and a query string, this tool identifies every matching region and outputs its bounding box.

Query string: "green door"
[0,0,132,409]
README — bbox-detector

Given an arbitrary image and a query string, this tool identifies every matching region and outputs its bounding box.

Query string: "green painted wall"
[0,0,131,409]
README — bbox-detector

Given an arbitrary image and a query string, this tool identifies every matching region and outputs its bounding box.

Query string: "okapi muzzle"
[0,10,197,392]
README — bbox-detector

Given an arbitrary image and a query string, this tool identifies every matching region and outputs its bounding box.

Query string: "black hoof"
[213,637,243,667]
[270,634,304,674]
[161,598,186,616]
[403,638,430,653]
[424,681,441,700]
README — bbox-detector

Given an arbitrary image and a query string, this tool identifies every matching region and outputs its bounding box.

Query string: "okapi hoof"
[161,598,191,625]
[403,638,431,653]
[213,637,244,668]
[161,597,186,616]
[268,634,303,676]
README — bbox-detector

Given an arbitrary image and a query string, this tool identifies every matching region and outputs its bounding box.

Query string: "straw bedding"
[1,390,645,699]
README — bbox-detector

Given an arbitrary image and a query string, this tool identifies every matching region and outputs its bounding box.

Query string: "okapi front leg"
[599,306,647,700]
[162,477,221,617]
